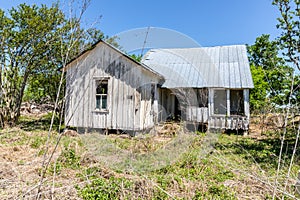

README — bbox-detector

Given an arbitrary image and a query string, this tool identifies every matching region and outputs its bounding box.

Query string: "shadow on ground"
[17,113,61,132]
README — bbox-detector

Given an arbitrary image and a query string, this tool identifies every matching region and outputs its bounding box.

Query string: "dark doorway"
[174,96,181,121]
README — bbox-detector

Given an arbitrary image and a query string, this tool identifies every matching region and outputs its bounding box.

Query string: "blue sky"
[1,0,280,47]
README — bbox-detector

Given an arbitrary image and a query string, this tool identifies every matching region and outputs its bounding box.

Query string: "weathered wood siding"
[65,42,161,131]
[186,107,208,123]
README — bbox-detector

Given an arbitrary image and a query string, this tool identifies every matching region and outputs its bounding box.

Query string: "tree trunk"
[15,69,31,120]
[0,64,22,127]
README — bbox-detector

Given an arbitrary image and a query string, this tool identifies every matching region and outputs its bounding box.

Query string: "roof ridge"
[147,44,246,51]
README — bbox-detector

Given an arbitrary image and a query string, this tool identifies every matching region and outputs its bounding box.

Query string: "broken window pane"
[230,90,244,115]
[197,88,208,107]
[214,90,227,115]
[96,81,108,94]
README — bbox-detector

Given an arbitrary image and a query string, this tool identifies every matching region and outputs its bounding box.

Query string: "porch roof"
[142,45,254,89]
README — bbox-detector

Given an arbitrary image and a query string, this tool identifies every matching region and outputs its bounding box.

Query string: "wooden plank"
[226,89,230,116]
[244,89,250,118]
[110,76,115,129]
[185,106,208,123]
[123,64,129,130]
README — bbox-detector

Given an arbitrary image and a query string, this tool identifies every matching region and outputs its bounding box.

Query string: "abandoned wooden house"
[64,40,254,134]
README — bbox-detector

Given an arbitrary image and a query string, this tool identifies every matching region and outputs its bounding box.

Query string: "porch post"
[226,89,230,116]
[153,83,158,124]
[208,89,213,116]
[244,89,250,118]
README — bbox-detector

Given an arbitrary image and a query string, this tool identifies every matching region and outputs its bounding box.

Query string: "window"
[230,90,244,115]
[213,90,227,115]
[196,88,208,107]
[212,89,245,116]
[95,80,108,110]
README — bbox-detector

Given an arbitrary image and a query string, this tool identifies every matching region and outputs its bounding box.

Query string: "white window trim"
[94,77,110,112]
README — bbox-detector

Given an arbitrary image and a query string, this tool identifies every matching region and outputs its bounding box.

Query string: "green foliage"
[47,145,81,175]
[43,112,61,126]
[0,129,29,146]
[48,161,63,175]
[58,147,81,169]
[17,113,61,131]
[23,72,64,104]
[78,167,101,180]
[216,134,300,171]
[248,1,300,111]
[0,3,65,125]
[30,136,46,149]
[104,35,122,50]
[247,34,298,110]
[78,177,133,200]
[193,184,236,200]
[129,54,142,62]
[249,65,268,110]
[247,34,284,69]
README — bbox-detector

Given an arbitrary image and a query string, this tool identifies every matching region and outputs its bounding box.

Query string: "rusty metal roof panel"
[142,45,254,89]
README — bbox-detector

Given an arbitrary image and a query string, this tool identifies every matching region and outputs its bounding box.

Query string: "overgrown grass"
[1,115,299,199]
[78,130,300,199]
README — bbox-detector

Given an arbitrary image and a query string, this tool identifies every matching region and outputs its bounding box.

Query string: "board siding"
[65,42,160,131]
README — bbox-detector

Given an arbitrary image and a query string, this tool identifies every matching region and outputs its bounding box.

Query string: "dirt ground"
[0,128,82,199]
[249,113,299,138]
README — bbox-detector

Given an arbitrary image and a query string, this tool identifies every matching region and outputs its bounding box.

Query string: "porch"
[157,88,250,131]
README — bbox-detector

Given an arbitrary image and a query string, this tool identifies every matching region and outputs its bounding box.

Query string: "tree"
[273,0,300,71]
[247,34,285,69]
[247,34,297,110]
[270,1,300,198]
[272,0,300,106]
[0,3,104,127]
[0,4,64,126]
[248,65,269,111]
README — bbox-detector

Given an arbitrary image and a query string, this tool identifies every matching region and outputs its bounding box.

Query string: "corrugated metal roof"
[142,45,254,89]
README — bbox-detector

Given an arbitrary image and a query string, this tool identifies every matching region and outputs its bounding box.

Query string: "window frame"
[94,77,109,112]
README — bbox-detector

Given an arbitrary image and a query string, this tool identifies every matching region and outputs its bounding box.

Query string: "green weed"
[58,147,81,169]
[30,136,46,149]
[78,177,133,200]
